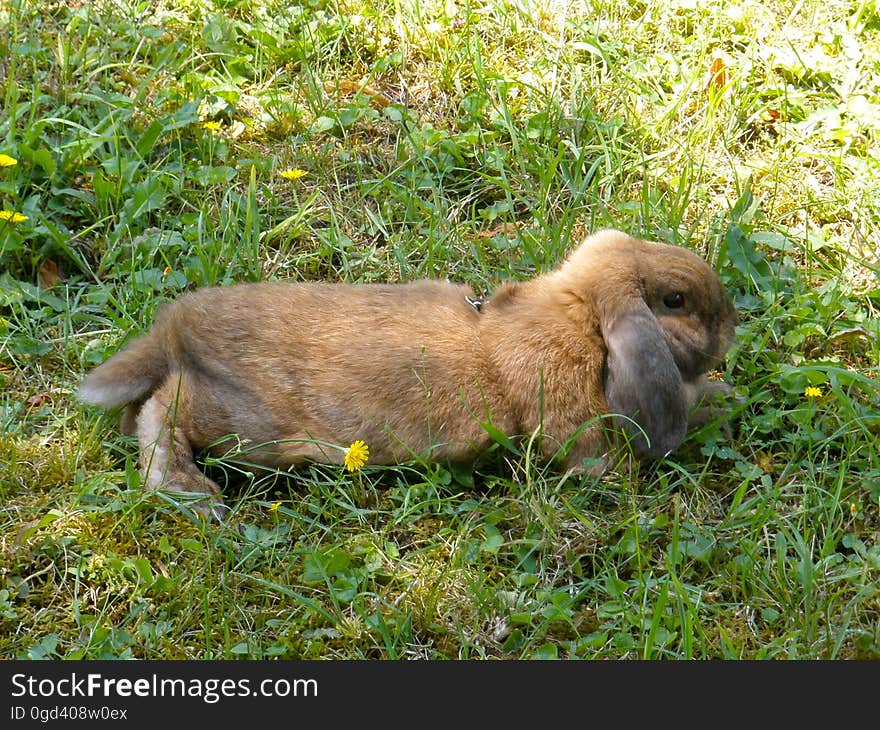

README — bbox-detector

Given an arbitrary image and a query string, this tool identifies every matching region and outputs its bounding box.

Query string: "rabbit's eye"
[663,292,685,309]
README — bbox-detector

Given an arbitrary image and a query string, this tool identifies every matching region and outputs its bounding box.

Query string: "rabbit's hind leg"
[136,375,227,519]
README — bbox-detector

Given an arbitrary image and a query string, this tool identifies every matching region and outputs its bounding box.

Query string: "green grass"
[1,0,879,659]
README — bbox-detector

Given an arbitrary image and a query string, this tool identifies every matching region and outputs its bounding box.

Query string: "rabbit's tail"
[76,332,168,409]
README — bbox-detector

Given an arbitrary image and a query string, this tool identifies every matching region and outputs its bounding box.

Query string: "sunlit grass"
[0,0,878,659]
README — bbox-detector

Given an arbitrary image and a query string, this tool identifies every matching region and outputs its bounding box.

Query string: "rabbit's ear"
[601,298,688,457]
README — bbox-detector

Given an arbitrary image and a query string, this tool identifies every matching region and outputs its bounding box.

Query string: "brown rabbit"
[77,229,738,518]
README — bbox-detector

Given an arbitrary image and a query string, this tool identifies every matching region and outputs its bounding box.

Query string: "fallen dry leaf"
[707,57,727,93]
[38,259,64,288]
[326,79,391,109]
[476,222,521,239]
[26,392,52,408]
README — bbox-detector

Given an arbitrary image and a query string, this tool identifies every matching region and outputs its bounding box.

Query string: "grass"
[1,0,878,660]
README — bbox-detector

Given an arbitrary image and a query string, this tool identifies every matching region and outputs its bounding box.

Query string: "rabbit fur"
[77,229,738,517]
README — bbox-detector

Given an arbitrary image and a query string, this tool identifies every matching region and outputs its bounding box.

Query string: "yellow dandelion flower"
[0,210,28,223]
[202,121,222,133]
[343,440,369,472]
[269,500,282,512]
[279,168,307,181]
[0,154,17,167]
[804,386,823,398]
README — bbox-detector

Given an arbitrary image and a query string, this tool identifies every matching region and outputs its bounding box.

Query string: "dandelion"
[0,210,27,223]
[279,168,307,181]
[269,500,282,512]
[202,121,222,133]
[804,386,823,398]
[0,154,17,167]
[343,440,369,472]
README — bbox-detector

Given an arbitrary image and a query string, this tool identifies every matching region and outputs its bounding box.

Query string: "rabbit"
[76,229,738,518]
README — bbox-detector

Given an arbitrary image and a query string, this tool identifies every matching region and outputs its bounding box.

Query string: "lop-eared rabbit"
[78,229,738,518]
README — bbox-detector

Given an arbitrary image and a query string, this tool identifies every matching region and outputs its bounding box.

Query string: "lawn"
[1,0,878,659]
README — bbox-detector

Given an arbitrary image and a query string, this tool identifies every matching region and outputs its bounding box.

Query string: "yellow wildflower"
[0,210,28,223]
[279,168,307,181]
[269,501,282,512]
[343,440,369,472]
[0,154,17,167]
[202,121,222,133]
[804,386,823,398]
